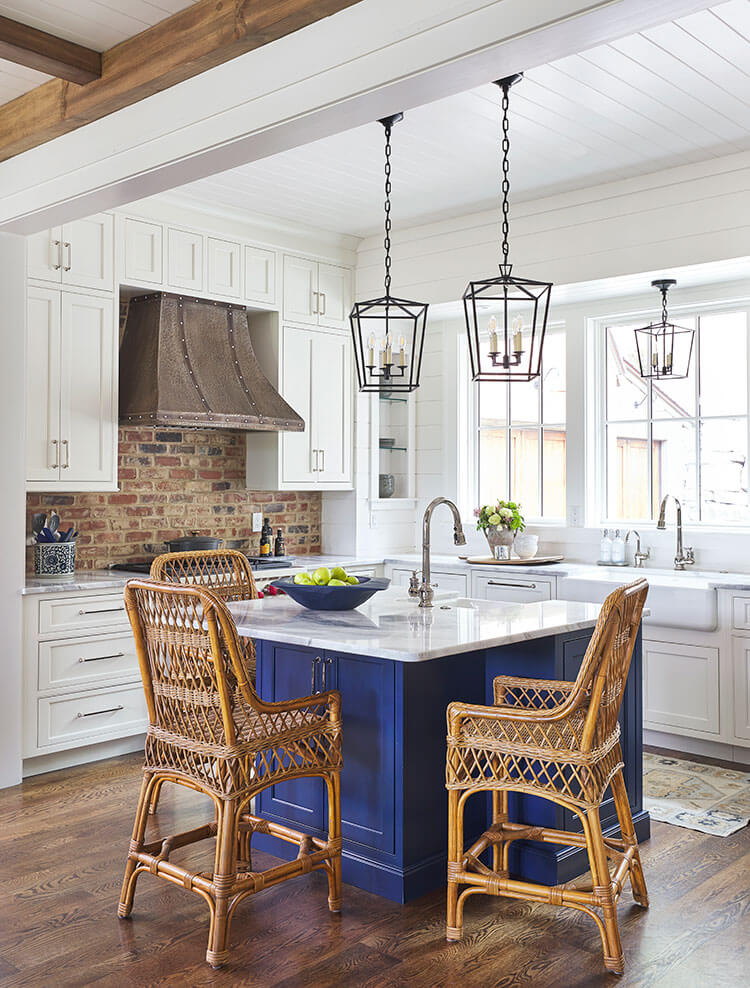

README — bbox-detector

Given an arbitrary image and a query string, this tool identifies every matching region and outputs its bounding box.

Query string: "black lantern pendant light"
[350,113,428,393]
[634,279,695,380]
[463,74,552,383]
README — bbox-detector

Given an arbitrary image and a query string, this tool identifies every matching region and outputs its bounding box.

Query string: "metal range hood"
[119,292,304,432]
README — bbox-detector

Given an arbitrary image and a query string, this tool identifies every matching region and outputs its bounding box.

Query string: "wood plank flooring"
[1,753,748,987]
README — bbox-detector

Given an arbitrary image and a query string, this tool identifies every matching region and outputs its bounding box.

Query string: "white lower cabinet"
[389,567,468,595]
[732,637,750,740]
[23,591,147,762]
[471,572,554,603]
[643,639,720,736]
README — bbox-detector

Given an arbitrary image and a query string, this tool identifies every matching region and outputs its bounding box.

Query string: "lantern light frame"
[634,279,695,381]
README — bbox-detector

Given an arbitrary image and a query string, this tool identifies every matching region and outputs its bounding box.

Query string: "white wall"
[0,233,26,788]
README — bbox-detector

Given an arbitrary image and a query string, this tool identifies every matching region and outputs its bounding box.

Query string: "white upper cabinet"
[312,331,351,483]
[244,245,275,305]
[317,262,351,330]
[124,217,163,286]
[167,228,204,292]
[26,288,117,491]
[283,254,351,331]
[280,325,316,486]
[28,214,114,292]
[208,237,242,299]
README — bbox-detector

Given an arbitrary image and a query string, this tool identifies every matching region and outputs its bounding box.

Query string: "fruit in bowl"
[274,566,390,611]
[294,564,362,587]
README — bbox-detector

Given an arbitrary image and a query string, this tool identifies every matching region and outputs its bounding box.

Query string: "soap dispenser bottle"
[599,529,612,564]
[612,529,626,564]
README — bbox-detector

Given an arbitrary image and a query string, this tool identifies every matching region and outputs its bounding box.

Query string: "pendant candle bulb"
[463,73,552,383]
[634,279,695,381]
[350,112,428,392]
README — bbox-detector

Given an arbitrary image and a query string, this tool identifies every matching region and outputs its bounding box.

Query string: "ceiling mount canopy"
[634,279,695,380]
[463,72,552,383]
[350,112,428,393]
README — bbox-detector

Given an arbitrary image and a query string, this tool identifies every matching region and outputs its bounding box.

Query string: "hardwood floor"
[1,753,748,987]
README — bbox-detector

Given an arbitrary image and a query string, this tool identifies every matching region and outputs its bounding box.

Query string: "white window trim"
[591,296,750,529]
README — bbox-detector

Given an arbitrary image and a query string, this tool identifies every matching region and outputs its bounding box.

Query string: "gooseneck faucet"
[625,530,650,569]
[418,497,467,607]
[657,494,695,570]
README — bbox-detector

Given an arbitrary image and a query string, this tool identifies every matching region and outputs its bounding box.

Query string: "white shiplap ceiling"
[165,0,750,238]
[0,0,199,104]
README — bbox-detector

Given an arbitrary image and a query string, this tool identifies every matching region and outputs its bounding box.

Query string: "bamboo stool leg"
[206,798,238,969]
[586,806,624,975]
[446,789,462,941]
[326,772,342,912]
[118,772,154,918]
[611,768,649,908]
[148,777,165,815]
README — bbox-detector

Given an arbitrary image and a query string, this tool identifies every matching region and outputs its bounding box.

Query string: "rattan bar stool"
[148,549,259,814]
[118,579,343,969]
[445,578,649,975]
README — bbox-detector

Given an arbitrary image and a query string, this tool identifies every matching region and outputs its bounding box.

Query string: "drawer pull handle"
[311,656,321,694]
[77,705,124,718]
[78,607,125,615]
[78,652,125,663]
[487,580,537,589]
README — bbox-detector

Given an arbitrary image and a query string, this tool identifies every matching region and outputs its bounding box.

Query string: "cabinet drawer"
[732,596,750,630]
[39,631,138,691]
[37,683,147,748]
[643,640,719,735]
[471,573,553,603]
[39,594,128,635]
[390,567,467,595]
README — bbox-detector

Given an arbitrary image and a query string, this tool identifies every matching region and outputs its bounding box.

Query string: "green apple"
[328,578,347,586]
[294,572,313,585]
[330,565,348,582]
[346,575,359,585]
[313,567,330,585]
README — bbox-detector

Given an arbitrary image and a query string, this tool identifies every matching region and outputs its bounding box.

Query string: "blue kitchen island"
[228,589,649,903]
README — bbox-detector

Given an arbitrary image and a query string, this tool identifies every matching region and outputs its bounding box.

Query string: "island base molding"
[253,629,648,903]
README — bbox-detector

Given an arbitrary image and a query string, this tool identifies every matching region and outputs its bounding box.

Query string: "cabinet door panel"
[280,326,315,484]
[26,287,62,484]
[732,638,750,741]
[207,237,241,298]
[318,263,350,330]
[27,226,63,283]
[63,213,113,291]
[313,332,351,484]
[244,245,275,304]
[259,644,325,831]
[335,652,395,852]
[643,640,719,734]
[124,218,163,285]
[167,228,204,292]
[60,293,116,485]
[283,255,318,325]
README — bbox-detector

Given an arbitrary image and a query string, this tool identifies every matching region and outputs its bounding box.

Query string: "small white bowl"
[513,534,539,559]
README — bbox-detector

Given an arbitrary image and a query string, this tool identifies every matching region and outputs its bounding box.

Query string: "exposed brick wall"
[26,427,321,571]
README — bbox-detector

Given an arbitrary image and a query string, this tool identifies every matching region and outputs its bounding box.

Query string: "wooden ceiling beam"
[0,0,362,162]
[0,14,102,85]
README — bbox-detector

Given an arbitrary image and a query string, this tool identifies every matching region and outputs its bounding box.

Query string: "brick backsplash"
[26,428,321,571]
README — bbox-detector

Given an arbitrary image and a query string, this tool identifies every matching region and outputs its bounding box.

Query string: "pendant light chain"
[661,284,669,325]
[500,80,511,268]
[383,120,393,298]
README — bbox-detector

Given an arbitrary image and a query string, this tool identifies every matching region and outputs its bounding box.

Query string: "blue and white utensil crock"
[33,541,76,577]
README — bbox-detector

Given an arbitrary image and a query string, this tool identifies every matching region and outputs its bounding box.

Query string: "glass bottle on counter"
[274,528,286,556]
[611,529,625,564]
[599,529,612,564]
[259,518,273,556]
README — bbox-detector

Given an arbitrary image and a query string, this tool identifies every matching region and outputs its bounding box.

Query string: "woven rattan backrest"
[573,578,648,752]
[150,549,258,602]
[124,579,261,751]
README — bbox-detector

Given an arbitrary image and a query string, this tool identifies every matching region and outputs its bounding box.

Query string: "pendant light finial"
[349,112,428,393]
[634,278,695,380]
[463,71,552,383]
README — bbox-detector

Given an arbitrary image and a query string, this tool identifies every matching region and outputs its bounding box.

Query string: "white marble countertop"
[227,588,602,662]
[21,554,384,595]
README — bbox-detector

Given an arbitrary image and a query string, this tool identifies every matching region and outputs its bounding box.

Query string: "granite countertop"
[21,554,384,595]
[227,588,602,663]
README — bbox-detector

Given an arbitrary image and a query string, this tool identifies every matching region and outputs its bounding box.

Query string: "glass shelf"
[379,445,407,452]
[378,394,409,404]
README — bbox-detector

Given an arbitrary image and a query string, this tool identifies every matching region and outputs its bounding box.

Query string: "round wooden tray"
[463,555,564,566]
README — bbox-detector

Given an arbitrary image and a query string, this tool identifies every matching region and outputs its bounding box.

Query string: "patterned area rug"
[643,752,750,836]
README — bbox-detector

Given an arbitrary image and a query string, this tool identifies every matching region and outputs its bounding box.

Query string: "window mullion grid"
[506,383,512,502]
[696,315,702,522]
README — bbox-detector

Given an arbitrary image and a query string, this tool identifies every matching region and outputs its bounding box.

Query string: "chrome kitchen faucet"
[417,497,466,607]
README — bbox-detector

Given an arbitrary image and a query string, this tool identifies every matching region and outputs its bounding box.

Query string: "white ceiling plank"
[712,0,750,39]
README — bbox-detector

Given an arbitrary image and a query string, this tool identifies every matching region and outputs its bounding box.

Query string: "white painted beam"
[0,0,714,233]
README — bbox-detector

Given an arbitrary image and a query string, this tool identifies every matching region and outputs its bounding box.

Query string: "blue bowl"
[270,576,391,611]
